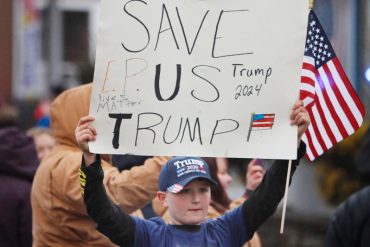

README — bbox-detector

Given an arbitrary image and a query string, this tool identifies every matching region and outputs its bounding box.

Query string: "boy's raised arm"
[79,156,136,246]
[75,116,169,214]
[76,115,136,246]
[241,100,310,238]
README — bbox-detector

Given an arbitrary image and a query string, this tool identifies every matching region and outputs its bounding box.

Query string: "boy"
[76,100,310,246]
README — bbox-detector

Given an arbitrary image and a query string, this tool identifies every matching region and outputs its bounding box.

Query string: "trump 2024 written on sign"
[89,0,309,159]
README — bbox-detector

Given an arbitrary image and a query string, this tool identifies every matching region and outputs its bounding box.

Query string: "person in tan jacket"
[31,83,169,246]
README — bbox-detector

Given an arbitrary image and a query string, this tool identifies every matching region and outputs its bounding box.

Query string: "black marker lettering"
[210,119,239,144]
[235,85,242,100]
[154,64,181,101]
[255,83,263,95]
[180,117,203,144]
[122,0,150,53]
[109,113,133,149]
[155,4,179,51]
[176,8,209,55]
[191,65,220,102]
[212,10,253,58]
[135,112,164,146]
[265,67,272,84]
[232,64,243,77]
[163,116,183,144]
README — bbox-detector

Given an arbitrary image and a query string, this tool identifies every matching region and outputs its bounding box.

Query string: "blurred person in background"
[325,185,370,247]
[27,127,55,161]
[33,100,51,128]
[325,127,370,247]
[31,83,169,246]
[0,103,39,247]
[202,157,232,217]
[33,85,67,129]
[112,154,157,219]
[244,159,266,200]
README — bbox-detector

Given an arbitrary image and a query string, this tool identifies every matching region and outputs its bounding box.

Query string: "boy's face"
[158,179,211,225]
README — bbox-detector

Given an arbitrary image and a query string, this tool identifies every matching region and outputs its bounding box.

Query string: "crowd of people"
[0,83,369,247]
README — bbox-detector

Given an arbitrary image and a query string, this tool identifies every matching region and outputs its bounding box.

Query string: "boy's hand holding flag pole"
[280,4,366,233]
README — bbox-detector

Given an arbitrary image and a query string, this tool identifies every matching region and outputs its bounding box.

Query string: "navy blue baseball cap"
[158,156,218,193]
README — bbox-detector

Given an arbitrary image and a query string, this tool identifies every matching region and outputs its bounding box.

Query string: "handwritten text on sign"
[89,0,309,159]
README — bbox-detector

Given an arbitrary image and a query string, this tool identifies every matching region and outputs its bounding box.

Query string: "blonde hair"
[27,127,53,138]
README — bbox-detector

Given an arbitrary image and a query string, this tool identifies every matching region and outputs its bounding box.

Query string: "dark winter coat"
[0,126,39,247]
[325,186,370,247]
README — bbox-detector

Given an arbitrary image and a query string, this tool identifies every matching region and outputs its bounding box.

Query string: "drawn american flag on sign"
[300,11,365,162]
[251,114,275,129]
[247,113,275,141]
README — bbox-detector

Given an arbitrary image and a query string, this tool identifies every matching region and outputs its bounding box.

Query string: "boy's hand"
[290,100,310,145]
[75,116,97,166]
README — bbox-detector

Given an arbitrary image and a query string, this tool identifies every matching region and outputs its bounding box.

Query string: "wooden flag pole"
[309,0,315,10]
[280,159,292,234]
[247,113,255,142]
[280,0,314,235]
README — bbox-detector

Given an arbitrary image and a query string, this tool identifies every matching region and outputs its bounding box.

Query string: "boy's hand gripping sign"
[89,0,309,159]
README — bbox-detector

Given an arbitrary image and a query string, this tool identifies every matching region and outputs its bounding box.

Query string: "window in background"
[63,11,88,63]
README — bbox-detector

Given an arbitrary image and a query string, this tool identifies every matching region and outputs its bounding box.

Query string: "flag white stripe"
[303,97,314,106]
[301,69,316,81]
[318,67,354,134]
[314,78,343,141]
[252,127,272,131]
[328,60,364,126]
[253,122,274,125]
[303,56,315,65]
[301,81,316,95]
[312,105,332,149]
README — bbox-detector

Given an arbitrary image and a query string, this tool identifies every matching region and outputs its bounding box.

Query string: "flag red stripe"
[302,62,315,71]
[301,76,315,85]
[315,70,348,138]
[252,123,274,128]
[300,91,315,101]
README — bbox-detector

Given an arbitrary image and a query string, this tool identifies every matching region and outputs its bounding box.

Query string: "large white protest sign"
[89,0,309,159]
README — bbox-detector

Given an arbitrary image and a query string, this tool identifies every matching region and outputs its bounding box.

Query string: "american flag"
[247,113,275,141]
[167,183,184,193]
[300,11,365,162]
[251,113,275,129]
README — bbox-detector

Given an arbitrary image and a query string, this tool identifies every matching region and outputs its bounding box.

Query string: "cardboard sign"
[89,0,309,159]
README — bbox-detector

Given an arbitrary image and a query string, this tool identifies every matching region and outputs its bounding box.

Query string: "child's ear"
[157,191,168,208]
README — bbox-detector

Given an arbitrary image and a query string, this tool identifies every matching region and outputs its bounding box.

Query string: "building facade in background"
[1,0,99,102]
[1,0,369,110]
